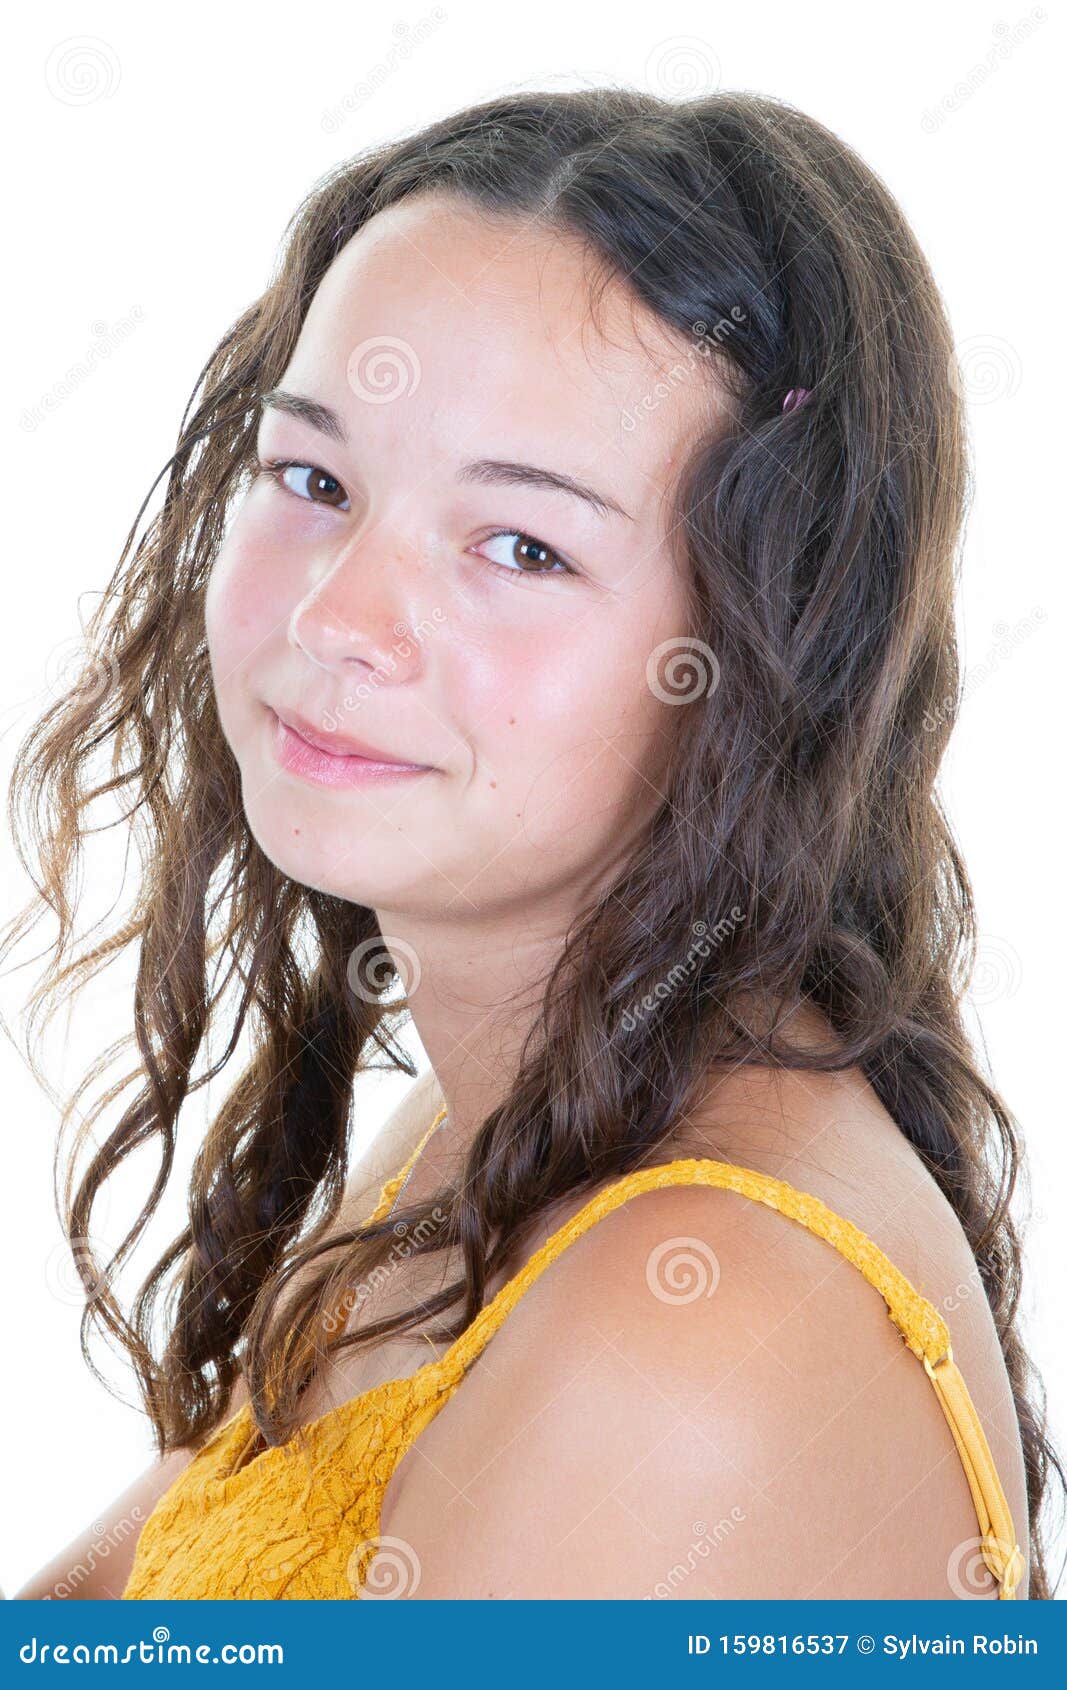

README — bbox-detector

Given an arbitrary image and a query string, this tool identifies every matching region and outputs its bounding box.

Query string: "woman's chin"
[235,805,379,901]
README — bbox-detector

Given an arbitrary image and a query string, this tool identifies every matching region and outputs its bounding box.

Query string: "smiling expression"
[205,191,717,919]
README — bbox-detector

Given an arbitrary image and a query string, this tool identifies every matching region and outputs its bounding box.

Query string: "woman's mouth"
[268,708,437,789]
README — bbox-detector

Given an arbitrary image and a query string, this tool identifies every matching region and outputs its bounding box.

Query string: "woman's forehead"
[288,195,717,481]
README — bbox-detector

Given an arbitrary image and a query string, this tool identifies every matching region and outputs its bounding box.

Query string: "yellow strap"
[309,1107,452,1348]
[367,1106,449,1222]
[363,1132,1027,1598]
[923,1349,1024,1598]
[439,1156,958,1365]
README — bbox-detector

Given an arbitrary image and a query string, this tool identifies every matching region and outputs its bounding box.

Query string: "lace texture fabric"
[122,1110,1024,1599]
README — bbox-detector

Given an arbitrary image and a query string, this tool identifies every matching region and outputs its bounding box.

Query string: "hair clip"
[782,387,811,413]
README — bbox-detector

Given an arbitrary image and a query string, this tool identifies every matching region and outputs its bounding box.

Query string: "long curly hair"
[3,86,1062,1596]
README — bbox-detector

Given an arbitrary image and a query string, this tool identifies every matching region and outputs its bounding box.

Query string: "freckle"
[508,717,516,725]
[489,779,497,789]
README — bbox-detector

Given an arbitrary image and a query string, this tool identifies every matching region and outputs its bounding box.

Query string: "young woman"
[6,86,1061,1601]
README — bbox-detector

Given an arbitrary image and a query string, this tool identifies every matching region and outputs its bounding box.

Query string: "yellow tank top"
[122,1107,1024,1600]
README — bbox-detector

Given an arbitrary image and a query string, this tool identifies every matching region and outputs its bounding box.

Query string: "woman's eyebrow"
[456,458,633,522]
[259,387,634,522]
[260,388,348,443]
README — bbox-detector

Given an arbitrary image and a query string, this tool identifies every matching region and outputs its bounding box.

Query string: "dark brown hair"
[4,86,1061,1595]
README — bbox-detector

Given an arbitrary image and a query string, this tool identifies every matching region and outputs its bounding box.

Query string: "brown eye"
[475,529,573,579]
[264,459,351,511]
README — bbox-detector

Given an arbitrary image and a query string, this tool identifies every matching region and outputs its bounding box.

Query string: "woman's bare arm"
[14,1071,442,1600]
[14,1371,256,1600]
[13,1438,214,1600]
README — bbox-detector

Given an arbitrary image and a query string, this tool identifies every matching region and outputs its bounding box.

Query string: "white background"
[2,0,1063,1597]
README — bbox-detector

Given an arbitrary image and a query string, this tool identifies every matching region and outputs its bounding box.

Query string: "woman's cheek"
[458,629,608,801]
[204,552,279,776]
[206,535,284,672]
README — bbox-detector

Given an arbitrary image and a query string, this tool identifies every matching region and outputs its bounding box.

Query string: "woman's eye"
[255,468,573,582]
[473,530,575,580]
[259,458,350,510]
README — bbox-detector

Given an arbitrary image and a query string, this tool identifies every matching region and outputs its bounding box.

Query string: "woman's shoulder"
[380,1064,1027,1597]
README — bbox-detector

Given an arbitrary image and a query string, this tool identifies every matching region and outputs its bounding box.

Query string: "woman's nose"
[287,530,425,679]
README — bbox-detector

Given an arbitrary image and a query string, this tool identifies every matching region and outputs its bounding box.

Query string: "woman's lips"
[268,709,436,789]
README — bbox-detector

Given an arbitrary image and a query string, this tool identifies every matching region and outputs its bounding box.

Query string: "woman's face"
[206,192,713,920]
